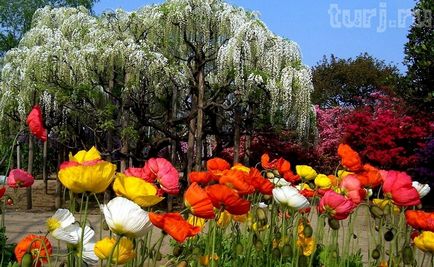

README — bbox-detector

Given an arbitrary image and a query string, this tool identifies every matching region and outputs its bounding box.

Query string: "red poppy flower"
[318,190,356,220]
[381,170,420,207]
[15,234,52,266]
[205,184,250,215]
[261,154,299,183]
[189,171,212,185]
[219,170,254,195]
[149,212,201,243]
[26,105,47,142]
[338,144,363,172]
[405,210,434,232]
[143,158,180,195]
[245,168,274,195]
[184,183,215,219]
[0,187,6,198]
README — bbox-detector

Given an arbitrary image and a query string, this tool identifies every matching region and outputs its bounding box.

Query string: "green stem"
[78,193,89,267]
[152,235,165,267]
[107,235,123,267]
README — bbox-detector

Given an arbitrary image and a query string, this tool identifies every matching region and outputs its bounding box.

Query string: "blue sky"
[93,0,416,72]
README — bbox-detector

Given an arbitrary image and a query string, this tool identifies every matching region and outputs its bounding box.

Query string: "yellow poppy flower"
[297,222,315,256]
[414,231,434,253]
[58,147,116,193]
[113,173,163,207]
[187,215,207,228]
[231,163,250,173]
[199,254,219,266]
[372,199,400,214]
[337,170,353,179]
[217,210,232,228]
[296,165,317,180]
[94,237,135,265]
[69,146,101,163]
[314,174,332,189]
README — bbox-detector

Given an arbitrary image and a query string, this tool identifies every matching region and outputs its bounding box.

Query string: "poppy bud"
[6,197,13,206]
[272,170,280,177]
[177,261,188,267]
[402,245,413,264]
[282,244,292,257]
[384,230,394,241]
[256,207,267,221]
[235,243,243,256]
[266,172,275,179]
[255,240,263,251]
[21,253,33,267]
[155,252,162,261]
[372,249,380,259]
[272,247,281,259]
[173,245,183,257]
[303,225,313,237]
[369,206,384,219]
[274,231,282,240]
[328,218,340,230]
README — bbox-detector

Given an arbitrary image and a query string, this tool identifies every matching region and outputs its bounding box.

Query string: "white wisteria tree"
[0,0,316,177]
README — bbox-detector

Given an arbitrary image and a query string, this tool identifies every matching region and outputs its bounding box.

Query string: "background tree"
[404,0,434,112]
[311,53,401,108]
[0,0,99,57]
[0,0,316,188]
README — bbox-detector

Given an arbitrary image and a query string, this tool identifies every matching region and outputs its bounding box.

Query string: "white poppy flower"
[412,181,431,198]
[101,197,152,238]
[47,209,75,232]
[272,185,309,209]
[52,223,98,265]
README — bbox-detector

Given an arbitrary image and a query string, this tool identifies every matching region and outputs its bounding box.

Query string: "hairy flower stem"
[107,235,122,267]
[78,193,89,267]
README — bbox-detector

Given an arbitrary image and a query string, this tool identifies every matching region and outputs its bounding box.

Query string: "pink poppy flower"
[381,170,420,207]
[26,105,47,142]
[143,158,180,195]
[340,174,366,204]
[7,169,34,188]
[318,190,356,220]
[124,167,153,183]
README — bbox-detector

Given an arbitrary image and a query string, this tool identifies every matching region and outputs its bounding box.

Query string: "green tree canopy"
[0,0,99,56]
[404,0,434,111]
[311,53,401,108]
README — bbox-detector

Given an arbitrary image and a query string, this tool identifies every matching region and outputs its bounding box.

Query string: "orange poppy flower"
[188,171,212,185]
[207,158,230,180]
[219,170,255,195]
[149,212,201,243]
[245,168,274,195]
[184,183,215,219]
[261,154,290,172]
[355,164,382,188]
[15,234,52,265]
[207,158,230,172]
[338,144,363,172]
[205,184,250,215]
[405,210,434,231]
